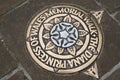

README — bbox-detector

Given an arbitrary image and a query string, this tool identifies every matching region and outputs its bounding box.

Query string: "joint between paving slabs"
[94,0,120,26]
[0,64,32,80]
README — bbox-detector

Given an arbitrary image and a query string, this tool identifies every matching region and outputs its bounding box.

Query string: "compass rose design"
[26,5,104,79]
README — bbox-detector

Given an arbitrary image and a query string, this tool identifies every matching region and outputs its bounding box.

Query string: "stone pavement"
[0,0,120,80]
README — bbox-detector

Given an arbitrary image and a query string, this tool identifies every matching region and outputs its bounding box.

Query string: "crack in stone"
[99,62,120,80]
[94,0,120,26]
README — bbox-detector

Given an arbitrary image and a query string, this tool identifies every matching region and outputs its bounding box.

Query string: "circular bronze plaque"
[26,5,103,73]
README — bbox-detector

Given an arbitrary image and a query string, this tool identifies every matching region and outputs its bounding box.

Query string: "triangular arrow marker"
[91,10,104,23]
[83,63,99,79]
